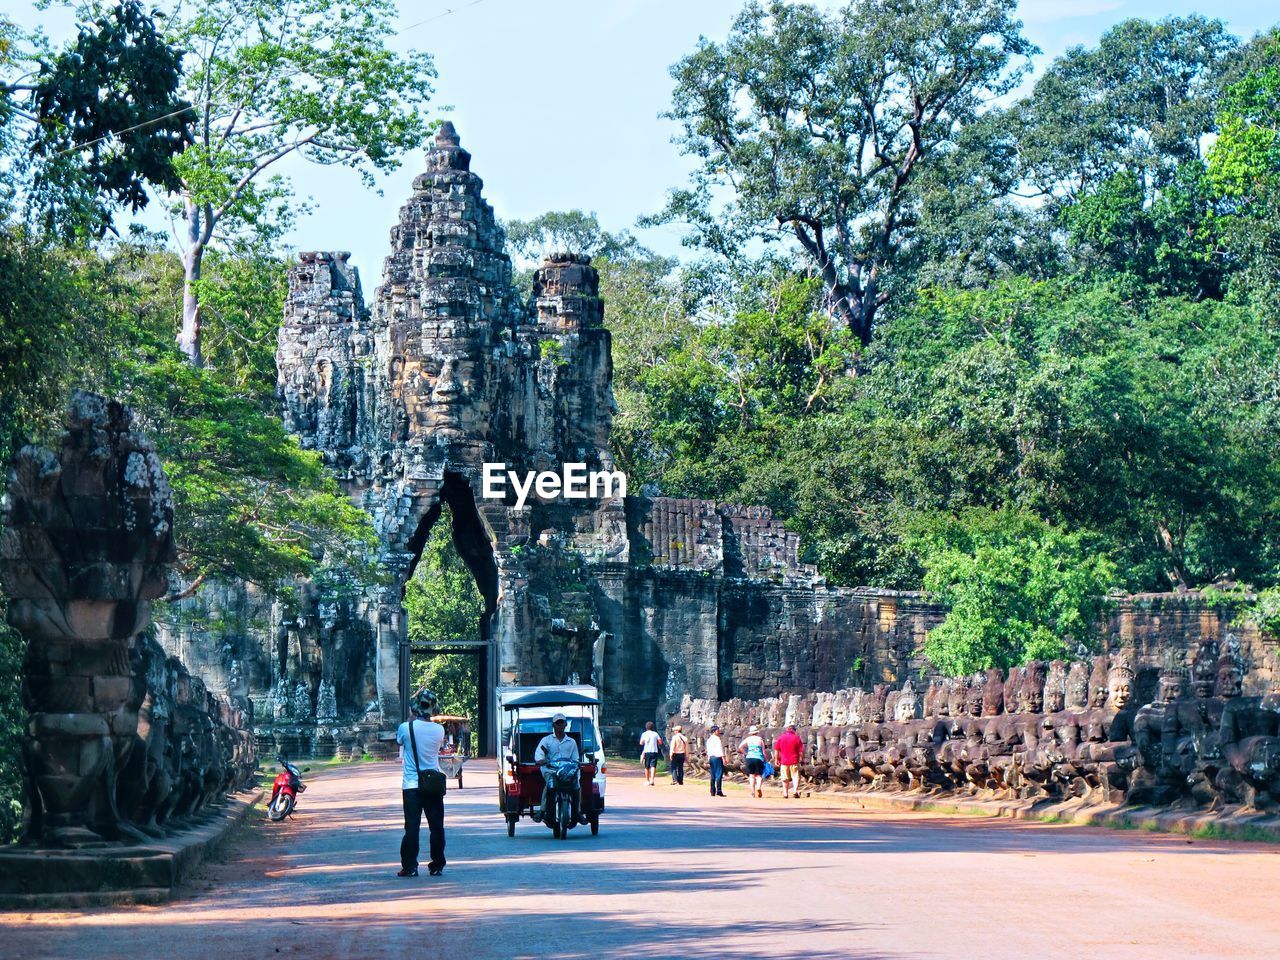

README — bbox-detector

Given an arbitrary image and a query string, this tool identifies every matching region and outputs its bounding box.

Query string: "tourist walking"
[669,725,689,785]
[396,688,448,877]
[774,723,805,798]
[706,724,726,797]
[639,720,664,786]
[739,725,767,798]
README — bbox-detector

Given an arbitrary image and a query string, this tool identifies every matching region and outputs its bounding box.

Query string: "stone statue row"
[674,637,1280,811]
[1,393,256,847]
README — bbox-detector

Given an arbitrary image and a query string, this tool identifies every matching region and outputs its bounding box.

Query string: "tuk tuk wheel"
[506,813,516,837]
[457,772,463,789]
[590,815,599,836]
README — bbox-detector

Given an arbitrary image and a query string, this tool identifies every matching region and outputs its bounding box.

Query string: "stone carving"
[156,123,1280,756]
[895,679,919,721]
[672,637,1280,812]
[1,393,255,845]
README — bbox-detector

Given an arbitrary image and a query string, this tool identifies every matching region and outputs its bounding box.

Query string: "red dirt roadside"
[2,760,1278,960]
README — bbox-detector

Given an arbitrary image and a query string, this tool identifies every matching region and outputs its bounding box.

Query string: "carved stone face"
[1108,677,1132,710]
[1066,662,1090,710]
[1157,676,1185,704]
[1216,665,1243,699]
[1192,639,1219,698]
[895,691,919,722]
[421,354,480,436]
[1090,665,1111,711]
[1025,680,1044,714]
[966,673,985,716]
[831,692,850,726]
[1044,686,1064,714]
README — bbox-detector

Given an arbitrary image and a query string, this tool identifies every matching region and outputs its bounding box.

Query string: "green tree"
[24,1,189,240]
[0,2,189,240]
[166,0,436,366]
[917,509,1117,676]
[1209,37,1280,297]
[0,616,24,844]
[0,227,95,461]
[504,209,645,267]
[405,505,485,727]
[1014,16,1237,202]
[652,0,1034,345]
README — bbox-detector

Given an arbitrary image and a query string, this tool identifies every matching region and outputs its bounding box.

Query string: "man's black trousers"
[401,787,446,871]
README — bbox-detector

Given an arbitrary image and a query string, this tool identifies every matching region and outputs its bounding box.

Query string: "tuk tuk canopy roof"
[501,690,600,710]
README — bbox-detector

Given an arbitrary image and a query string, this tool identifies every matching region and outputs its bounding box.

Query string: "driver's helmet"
[412,688,439,718]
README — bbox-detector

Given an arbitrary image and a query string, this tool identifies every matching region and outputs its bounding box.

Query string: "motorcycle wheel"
[590,815,599,836]
[506,814,516,837]
[557,795,572,840]
[267,793,293,822]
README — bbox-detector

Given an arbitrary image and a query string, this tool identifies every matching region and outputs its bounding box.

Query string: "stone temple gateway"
[159,123,1278,756]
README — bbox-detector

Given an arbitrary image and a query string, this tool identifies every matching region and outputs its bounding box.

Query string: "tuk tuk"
[498,688,606,838]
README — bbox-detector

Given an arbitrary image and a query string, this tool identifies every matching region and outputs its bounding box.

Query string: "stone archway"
[262,122,977,752]
[398,471,500,753]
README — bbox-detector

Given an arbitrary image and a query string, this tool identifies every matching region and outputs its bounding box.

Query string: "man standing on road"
[669,725,689,785]
[535,713,585,824]
[774,723,805,799]
[396,689,446,877]
[706,725,726,797]
[639,720,664,786]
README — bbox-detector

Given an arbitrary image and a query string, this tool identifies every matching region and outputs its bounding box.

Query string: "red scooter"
[267,755,306,821]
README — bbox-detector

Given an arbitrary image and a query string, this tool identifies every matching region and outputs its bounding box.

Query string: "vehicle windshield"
[507,716,600,754]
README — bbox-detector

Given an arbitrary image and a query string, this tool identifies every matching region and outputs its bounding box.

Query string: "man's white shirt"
[535,732,581,766]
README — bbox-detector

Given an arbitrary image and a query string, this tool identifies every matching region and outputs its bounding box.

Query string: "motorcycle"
[267,755,306,821]
[540,757,582,840]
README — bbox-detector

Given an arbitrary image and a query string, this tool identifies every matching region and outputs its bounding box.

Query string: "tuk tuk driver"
[535,713,586,824]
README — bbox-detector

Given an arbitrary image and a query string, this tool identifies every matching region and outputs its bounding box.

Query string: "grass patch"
[1188,822,1280,844]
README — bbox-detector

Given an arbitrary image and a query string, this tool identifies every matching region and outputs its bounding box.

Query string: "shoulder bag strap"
[408,717,424,785]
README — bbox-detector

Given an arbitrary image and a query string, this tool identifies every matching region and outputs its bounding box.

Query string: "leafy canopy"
[651,0,1035,344]
[916,510,1117,676]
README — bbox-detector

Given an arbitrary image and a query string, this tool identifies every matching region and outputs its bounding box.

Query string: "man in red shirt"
[773,723,805,799]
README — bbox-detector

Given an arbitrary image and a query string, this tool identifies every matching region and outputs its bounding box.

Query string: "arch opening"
[399,472,500,754]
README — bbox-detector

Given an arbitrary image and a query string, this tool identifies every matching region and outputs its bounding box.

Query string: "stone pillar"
[533,253,615,468]
[0,392,175,846]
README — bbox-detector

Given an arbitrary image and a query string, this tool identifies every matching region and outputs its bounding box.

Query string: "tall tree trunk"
[178,197,206,367]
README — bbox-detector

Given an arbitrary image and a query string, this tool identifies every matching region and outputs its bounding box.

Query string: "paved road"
[3,761,1279,960]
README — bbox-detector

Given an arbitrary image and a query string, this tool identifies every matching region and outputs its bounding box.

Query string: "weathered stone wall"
[673,637,1280,813]
[1,393,256,846]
